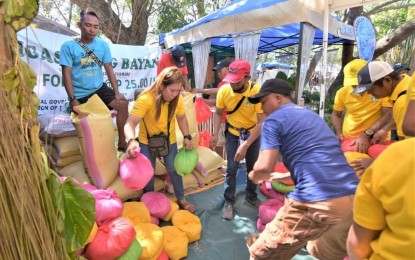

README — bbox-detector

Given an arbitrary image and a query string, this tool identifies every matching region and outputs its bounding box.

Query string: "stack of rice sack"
[122,191,202,260]
[341,137,396,179]
[172,93,226,191]
[39,113,91,183]
[71,95,165,201]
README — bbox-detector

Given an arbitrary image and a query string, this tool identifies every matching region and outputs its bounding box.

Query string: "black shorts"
[77,83,115,108]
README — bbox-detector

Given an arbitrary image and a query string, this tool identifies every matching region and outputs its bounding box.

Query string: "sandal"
[117,147,126,153]
[178,199,196,213]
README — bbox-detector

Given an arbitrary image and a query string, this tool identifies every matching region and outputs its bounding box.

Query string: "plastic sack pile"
[341,137,396,179]
[258,162,294,233]
[70,179,202,260]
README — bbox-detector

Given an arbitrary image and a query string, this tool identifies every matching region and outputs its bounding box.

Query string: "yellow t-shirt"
[391,75,411,138]
[404,74,415,139]
[216,81,263,136]
[333,85,392,138]
[353,138,415,260]
[130,92,185,144]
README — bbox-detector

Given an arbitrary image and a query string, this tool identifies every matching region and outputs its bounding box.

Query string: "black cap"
[213,59,231,71]
[248,78,294,104]
[170,45,186,68]
[393,62,410,72]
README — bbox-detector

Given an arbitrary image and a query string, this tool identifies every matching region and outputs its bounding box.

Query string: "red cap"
[223,59,251,83]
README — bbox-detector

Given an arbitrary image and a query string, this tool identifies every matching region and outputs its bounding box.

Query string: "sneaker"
[222,203,235,220]
[245,198,261,208]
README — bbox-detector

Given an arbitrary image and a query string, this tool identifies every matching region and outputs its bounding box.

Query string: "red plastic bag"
[198,130,212,148]
[194,98,211,123]
[368,140,395,158]
[341,137,358,152]
[274,162,294,186]
[85,217,136,260]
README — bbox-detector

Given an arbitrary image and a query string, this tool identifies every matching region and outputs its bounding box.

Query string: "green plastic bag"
[271,181,295,194]
[174,148,199,176]
[116,239,142,260]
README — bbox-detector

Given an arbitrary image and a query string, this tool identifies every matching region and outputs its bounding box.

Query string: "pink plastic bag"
[119,149,154,190]
[258,199,284,225]
[140,192,171,219]
[92,189,123,225]
[194,98,211,123]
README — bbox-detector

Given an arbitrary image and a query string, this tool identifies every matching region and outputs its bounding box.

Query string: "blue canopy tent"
[161,0,385,116]
[160,23,352,55]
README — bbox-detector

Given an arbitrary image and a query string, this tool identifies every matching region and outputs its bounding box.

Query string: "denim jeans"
[139,142,185,200]
[224,131,260,204]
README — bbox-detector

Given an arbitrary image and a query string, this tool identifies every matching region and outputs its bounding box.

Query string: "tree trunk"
[305,50,322,87]
[71,0,149,45]
[327,6,362,98]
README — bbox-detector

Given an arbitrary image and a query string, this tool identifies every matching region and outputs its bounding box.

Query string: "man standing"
[211,59,265,220]
[192,59,231,100]
[353,61,410,141]
[157,45,190,91]
[347,138,415,260]
[60,10,128,151]
[331,59,392,153]
[193,59,231,156]
[247,78,358,259]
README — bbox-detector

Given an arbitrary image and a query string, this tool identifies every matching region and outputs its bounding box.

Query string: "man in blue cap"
[157,45,190,91]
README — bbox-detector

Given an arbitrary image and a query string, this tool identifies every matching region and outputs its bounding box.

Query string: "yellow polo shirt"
[353,138,415,260]
[391,75,411,138]
[130,92,185,144]
[333,85,392,138]
[216,81,262,136]
[404,74,415,139]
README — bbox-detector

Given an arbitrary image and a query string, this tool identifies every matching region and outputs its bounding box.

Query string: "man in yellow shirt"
[353,61,410,140]
[211,59,266,220]
[347,138,415,259]
[331,59,392,153]
[403,73,415,137]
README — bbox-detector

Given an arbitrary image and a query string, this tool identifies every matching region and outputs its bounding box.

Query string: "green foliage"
[5,0,39,31]
[156,0,231,34]
[302,90,320,102]
[156,0,196,34]
[49,176,95,254]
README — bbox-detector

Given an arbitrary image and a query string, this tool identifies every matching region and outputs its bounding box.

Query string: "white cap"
[353,61,393,95]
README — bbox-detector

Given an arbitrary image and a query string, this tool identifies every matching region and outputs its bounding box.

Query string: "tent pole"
[319,0,329,119]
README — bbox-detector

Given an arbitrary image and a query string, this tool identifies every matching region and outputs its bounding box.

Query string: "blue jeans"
[139,142,185,200]
[224,131,260,204]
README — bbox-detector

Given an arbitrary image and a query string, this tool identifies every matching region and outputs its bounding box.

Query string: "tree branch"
[374,17,415,58]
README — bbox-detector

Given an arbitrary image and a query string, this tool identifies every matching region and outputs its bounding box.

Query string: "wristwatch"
[364,129,374,138]
[183,134,192,140]
[68,95,76,102]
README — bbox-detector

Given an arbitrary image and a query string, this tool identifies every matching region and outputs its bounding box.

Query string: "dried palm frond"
[0,88,68,259]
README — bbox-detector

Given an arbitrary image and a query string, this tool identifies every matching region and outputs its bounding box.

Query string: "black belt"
[227,122,256,133]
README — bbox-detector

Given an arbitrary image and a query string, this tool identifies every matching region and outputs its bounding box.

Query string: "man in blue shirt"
[60,10,128,151]
[246,78,358,260]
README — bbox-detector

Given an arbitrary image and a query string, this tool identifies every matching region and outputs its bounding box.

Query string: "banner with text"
[17,27,161,114]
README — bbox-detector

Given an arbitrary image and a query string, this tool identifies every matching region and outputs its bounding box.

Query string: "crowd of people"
[60,10,414,260]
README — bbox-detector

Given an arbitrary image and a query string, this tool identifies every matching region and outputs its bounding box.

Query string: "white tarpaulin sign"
[17,27,161,114]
